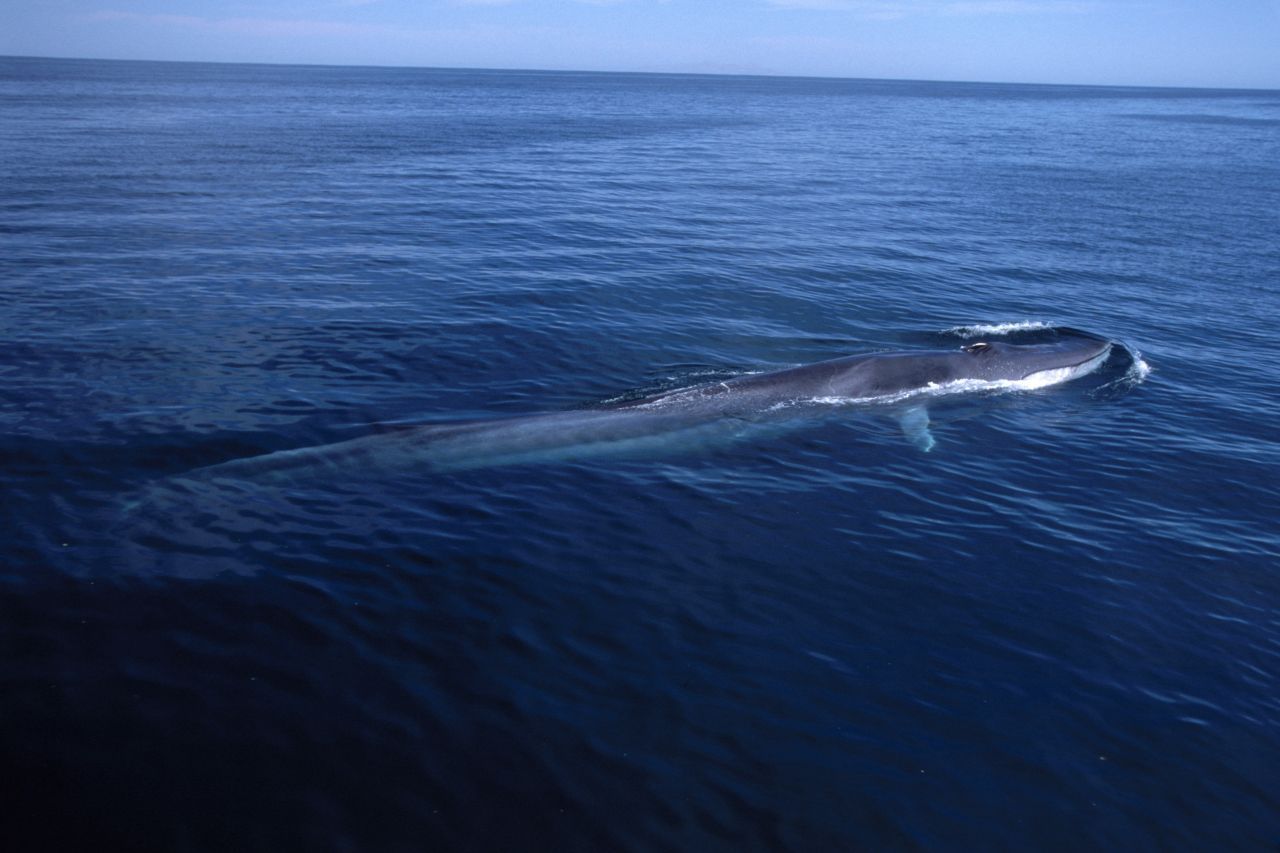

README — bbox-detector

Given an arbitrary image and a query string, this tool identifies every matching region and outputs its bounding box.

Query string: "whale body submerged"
[192,330,1112,481]
[189,328,1114,482]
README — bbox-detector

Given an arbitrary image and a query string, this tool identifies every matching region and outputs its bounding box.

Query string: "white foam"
[1096,346,1151,393]
[1129,353,1152,381]
[945,321,1051,336]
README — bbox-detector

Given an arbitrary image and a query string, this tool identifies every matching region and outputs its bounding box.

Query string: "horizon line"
[4,53,1278,95]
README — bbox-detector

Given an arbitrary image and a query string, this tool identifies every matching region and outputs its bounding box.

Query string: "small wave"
[945,321,1051,337]
[670,368,768,379]
[600,369,767,406]
[1129,352,1152,381]
[1094,345,1151,396]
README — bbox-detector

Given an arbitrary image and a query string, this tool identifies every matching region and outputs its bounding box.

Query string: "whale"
[184,328,1113,482]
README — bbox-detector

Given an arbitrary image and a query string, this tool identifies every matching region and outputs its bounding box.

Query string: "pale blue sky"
[5,1,1278,88]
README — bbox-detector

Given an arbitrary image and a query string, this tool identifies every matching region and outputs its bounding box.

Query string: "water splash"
[1094,345,1152,396]
[1128,351,1152,382]
[945,321,1052,337]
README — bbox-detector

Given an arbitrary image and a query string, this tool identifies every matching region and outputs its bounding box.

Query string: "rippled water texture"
[2,57,1279,850]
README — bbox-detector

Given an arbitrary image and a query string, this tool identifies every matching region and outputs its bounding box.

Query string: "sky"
[4,1,1279,89]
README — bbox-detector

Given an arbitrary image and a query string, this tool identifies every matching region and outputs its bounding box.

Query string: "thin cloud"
[451,0,633,4]
[766,0,879,8]
[87,10,396,38]
[82,10,566,56]
[766,0,1093,15]
[942,1,1095,14]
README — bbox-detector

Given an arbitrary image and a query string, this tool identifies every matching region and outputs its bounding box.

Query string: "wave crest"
[945,321,1051,336]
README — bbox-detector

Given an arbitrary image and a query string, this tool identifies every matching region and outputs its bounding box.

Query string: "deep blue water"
[2,55,1279,850]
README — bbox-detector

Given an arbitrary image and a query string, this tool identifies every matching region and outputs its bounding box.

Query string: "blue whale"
[187,329,1113,480]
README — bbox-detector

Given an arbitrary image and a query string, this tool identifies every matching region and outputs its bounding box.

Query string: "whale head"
[955,334,1112,386]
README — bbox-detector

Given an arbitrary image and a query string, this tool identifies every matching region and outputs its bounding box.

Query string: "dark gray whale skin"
[192,331,1112,479]
[616,331,1112,411]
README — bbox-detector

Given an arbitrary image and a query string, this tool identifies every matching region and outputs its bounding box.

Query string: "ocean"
[1,55,1278,850]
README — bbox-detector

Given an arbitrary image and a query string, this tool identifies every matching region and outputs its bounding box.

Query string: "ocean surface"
[2,55,1278,850]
